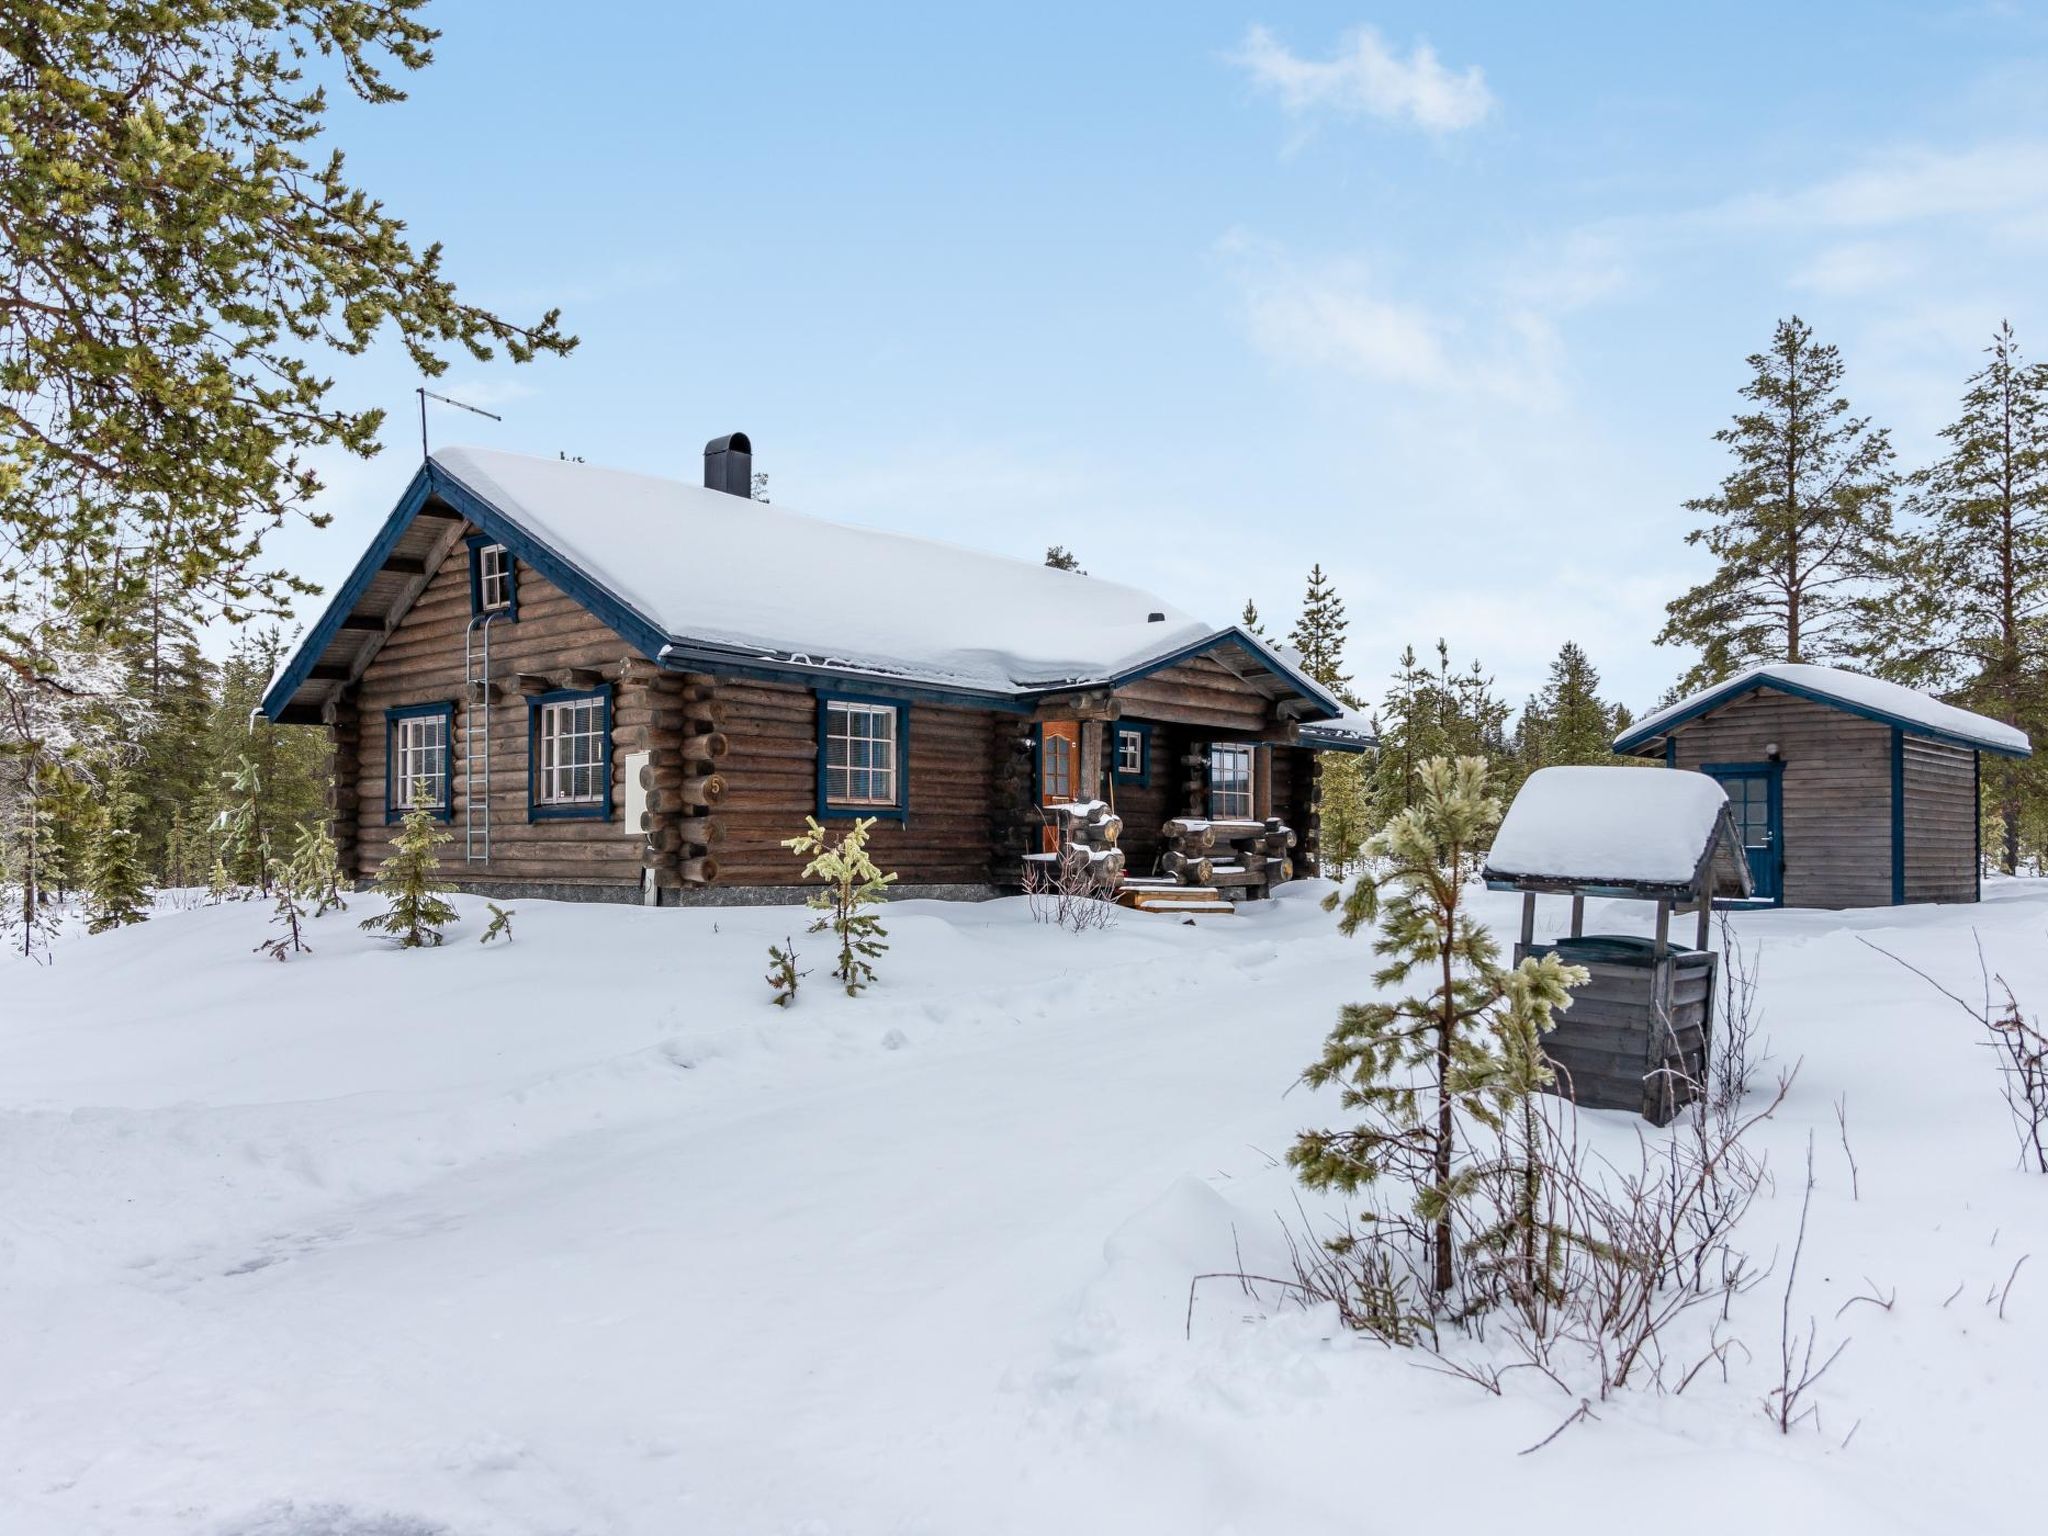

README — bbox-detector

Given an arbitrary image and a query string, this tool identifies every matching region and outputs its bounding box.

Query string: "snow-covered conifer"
[286,822,348,916]
[84,770,152,933]
[256,856,310,960]
[1293,756,1584,1302]
[782,816,896,995]
[358,785,458,948]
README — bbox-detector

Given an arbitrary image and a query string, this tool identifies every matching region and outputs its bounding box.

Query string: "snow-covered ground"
[2,880,2044,1535]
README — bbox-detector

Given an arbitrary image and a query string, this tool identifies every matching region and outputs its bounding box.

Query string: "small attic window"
[467,534,518,618]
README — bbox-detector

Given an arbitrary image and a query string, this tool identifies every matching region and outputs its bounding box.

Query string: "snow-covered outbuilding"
[259,435,1368,905]
[1613,664,2031,909]
[1483,767,1751,1124]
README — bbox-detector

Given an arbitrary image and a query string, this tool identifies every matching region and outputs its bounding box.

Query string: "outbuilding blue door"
[1706,763,1782,904]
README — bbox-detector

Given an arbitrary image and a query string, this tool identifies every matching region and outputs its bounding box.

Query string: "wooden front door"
[1039,721,1079,852]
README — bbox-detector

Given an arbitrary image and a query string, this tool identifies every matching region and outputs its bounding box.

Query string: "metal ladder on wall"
[463,612,499,864]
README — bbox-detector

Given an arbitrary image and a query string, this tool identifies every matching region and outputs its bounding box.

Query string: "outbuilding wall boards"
[1665,688,1893,909]
[1901,736,1977,904]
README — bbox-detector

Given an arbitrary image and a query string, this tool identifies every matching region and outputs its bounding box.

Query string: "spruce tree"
[1520,642,1621,768]
[783,816,897,995]
[1658,317,1896,689]
[1292,757,1585,1301]
[285,822,349,917]
[1289,563,1356,704]
[256,856,311,960]
[358,786,458,948]
[84,768,152,933]
[1044,545,1085,573]
[1889,322,2048,872]
[1240,599,1267,637]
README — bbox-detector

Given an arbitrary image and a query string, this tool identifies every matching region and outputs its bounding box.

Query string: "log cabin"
[1613,663,2032,909]
[260,435,1373,907]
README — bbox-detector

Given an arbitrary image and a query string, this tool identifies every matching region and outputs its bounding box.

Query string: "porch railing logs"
[1051,799,1127,886]
[1159,816,1296,900]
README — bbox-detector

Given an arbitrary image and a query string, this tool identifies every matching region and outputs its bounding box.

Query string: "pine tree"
[204,630,331,887]
[0,3,573,656]
[1240,599,1267,637]
[358,786,458,948]
[1044,545,1085,573]
[217,754,271,892]
[1289,564,1356,704]
[1658,316,1896,689]
[782,816,897,995]
[256,856,310,960]
[1888,322,2048,873]
[1365,642,1515,827]
[83,767,152,933]
[1292,757,1585,1301]
[206,853,236,905]
[285,822,349,917]
[1519,642,1622,769]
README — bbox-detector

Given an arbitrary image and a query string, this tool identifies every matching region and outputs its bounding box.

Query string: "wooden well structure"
[1482,768,1752,1126]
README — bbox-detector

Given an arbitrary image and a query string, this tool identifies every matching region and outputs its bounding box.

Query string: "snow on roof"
[1619,663,2031,758]
[432,446,1229,696]
[1299,707,1377,747]
[1486,767,1733,889]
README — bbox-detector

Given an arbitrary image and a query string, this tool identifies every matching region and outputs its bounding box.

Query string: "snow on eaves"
[431,447,1256,699]
[1619,663,2031,758]
[1486,766,1732,887]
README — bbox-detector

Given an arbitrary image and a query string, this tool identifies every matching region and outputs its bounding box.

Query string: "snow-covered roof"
[261,447,1351,724]
[1616,664,2031,758]
[433,447,1233,695]
[1298,707,1377,752]
[1484,766,1743,897]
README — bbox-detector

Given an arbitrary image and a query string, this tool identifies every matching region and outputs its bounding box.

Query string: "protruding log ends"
[1060,843,1127,883]
[678,731,730,762]
[640,817,724,848]
[639,763,725,808]
[1161,815,1296,900]
[1161,818,1215,849]
[1161,850,1213,884]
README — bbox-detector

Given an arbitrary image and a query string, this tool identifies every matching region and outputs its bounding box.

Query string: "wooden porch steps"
[1115,880,1235,915]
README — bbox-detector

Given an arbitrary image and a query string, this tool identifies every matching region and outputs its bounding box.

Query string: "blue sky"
[272,0,2048,712]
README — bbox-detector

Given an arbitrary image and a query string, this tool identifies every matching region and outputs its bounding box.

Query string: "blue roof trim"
[260,466,437,720]
[655,642,1033,712]
[1615,674,2031,760]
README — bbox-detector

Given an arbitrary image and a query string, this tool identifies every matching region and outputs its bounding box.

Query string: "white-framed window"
[1042,732,1073,801]
[390,707,451,816]
[824,699,900,809]
[1115,727,1144,779]
[477,543,513,612]
[1208,743,1254,819]
[535,693,607,808]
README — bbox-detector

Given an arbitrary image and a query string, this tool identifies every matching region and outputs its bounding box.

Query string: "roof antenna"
[417,386,503,461]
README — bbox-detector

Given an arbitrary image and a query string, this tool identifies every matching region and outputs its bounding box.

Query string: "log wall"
[708,679,1004,888]
[1669,689,1892,909]
[346,527,650,895]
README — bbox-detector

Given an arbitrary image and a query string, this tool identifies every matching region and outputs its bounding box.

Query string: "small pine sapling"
[206,853,236,905]
[256,857,311,961]
[286,823,349,916]
[781,816,897,995]
[358,783,459,948]
[480,902,515,944]
[1291,756,1585,1307]
[765,937,808,1006]
[84,771,153,933]
[218,755,271,892]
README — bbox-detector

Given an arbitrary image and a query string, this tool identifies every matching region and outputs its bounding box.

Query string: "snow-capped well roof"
[1298,707,1377,752]
[431,446,1229,696]
[1616,664,2031,759]
[1484,767,1739,895]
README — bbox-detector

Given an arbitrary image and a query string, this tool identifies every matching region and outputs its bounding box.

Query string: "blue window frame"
[817,693,909,822]
[527,687,613,822]
[385,702,456,823]
[466,532,519,620]
[1112,722,1152,787]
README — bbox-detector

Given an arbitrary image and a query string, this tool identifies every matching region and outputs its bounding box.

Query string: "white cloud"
[1790,240,1924,296]
[1228,23,1495,134]
[1715,140,2048,233]
[1223,237,1564,406]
